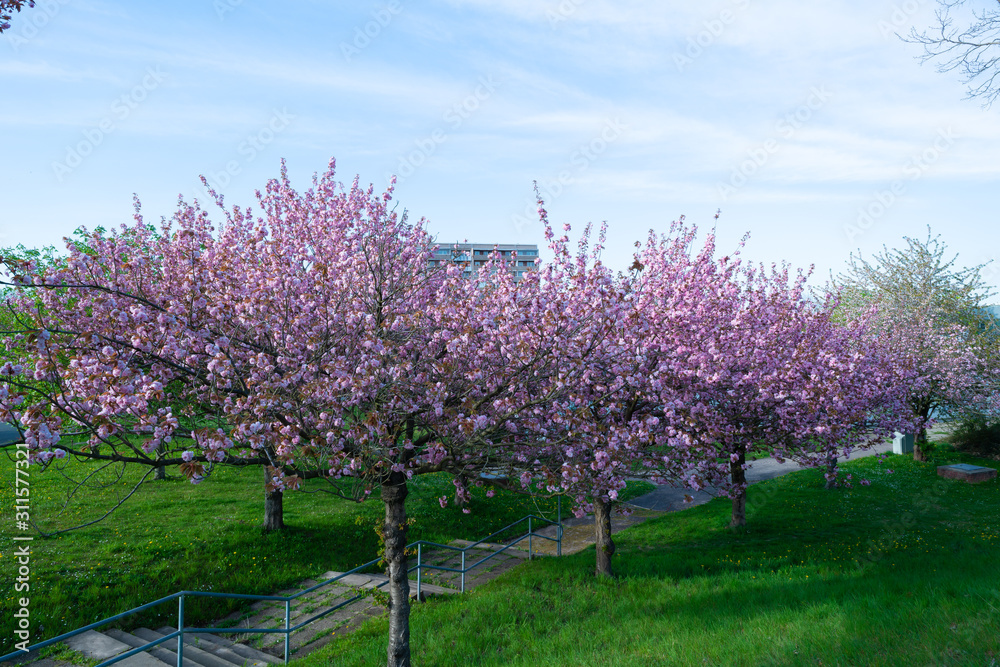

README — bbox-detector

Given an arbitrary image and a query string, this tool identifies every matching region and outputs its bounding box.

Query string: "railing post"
[460,550,466,593]
[283,600,290,665]
[177,596,184,667]
[416,543,423,602]
[557,495,563,557]
[528,516,533,561]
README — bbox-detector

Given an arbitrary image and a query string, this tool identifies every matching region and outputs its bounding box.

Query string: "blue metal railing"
[2,511,563,667]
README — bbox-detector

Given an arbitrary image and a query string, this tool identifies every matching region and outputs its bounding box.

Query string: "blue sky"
[2,0,998,298]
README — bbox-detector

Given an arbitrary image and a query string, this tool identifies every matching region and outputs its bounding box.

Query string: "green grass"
[35,643,98,667]
[297,447,1000,666]
[0,458,653,645]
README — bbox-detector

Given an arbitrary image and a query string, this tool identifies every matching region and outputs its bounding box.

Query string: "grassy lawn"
[0,458,654,645]
[297,447,1000,666]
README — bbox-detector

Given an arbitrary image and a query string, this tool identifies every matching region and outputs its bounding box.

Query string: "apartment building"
[429,243,539,282]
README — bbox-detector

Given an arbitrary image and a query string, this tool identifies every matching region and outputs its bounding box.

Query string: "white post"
[892,432,914,455]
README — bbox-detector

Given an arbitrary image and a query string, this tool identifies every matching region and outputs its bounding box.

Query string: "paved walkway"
[629,440,895,512]
[527,437,927,555]
[631,424,957,512]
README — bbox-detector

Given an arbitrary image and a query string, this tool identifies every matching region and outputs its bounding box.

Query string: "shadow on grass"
[298,454,1000,666]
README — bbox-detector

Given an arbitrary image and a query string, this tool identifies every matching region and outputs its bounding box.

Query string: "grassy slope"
[0,458,653,644]
[299,449,1000,667]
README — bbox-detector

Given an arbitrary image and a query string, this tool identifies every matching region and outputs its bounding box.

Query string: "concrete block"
[937,463,998,484]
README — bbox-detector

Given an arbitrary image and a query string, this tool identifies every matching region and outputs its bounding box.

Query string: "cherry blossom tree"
[0,230,298,528]
[504,205,638,580]
[541,218,736,576]
[0,0,33,33]
[452,193,656,580]
[859,311,994,461]
[628,233,917,529]
[1,156,930,662]
[0,160,613,667]
[832,229,999,460]
[526,212,916,569]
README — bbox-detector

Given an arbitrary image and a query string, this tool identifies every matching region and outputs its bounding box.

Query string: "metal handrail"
[2,511,563,667]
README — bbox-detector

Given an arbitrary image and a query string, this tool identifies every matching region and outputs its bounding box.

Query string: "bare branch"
[29,466,156,537]
[901,0,1000,106]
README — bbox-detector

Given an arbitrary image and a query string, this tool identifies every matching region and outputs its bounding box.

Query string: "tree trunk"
[382,477,411,667]
[825,456,838,490]
[914,405,931,462]
[594,497,616,578]
[154,442,166,481]
[263,468,285,532]
[263,487,285,532]
[913,431,928,463]
[730,448,747,529]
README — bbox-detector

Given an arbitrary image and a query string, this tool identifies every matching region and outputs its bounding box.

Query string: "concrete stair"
[36,538,535,665]
[216,568,458,658]
[410,541,528,591]
[61,627,281,667]
[217,540,528,658]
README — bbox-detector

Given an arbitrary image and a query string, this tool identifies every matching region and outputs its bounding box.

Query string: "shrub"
[949,415,1000,456]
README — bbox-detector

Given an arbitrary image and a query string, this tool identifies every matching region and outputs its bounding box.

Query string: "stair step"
[155,628,282,666]
[319,571,459,596]
[246,597,374,654]
[64,630,131,661]
[103,629,188,667]
[224,590,361,636]
[64,630,169,667]
[129,628,230,667]
[448,540,532,558]
[131,628,273,667]
[285,604,384,656]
